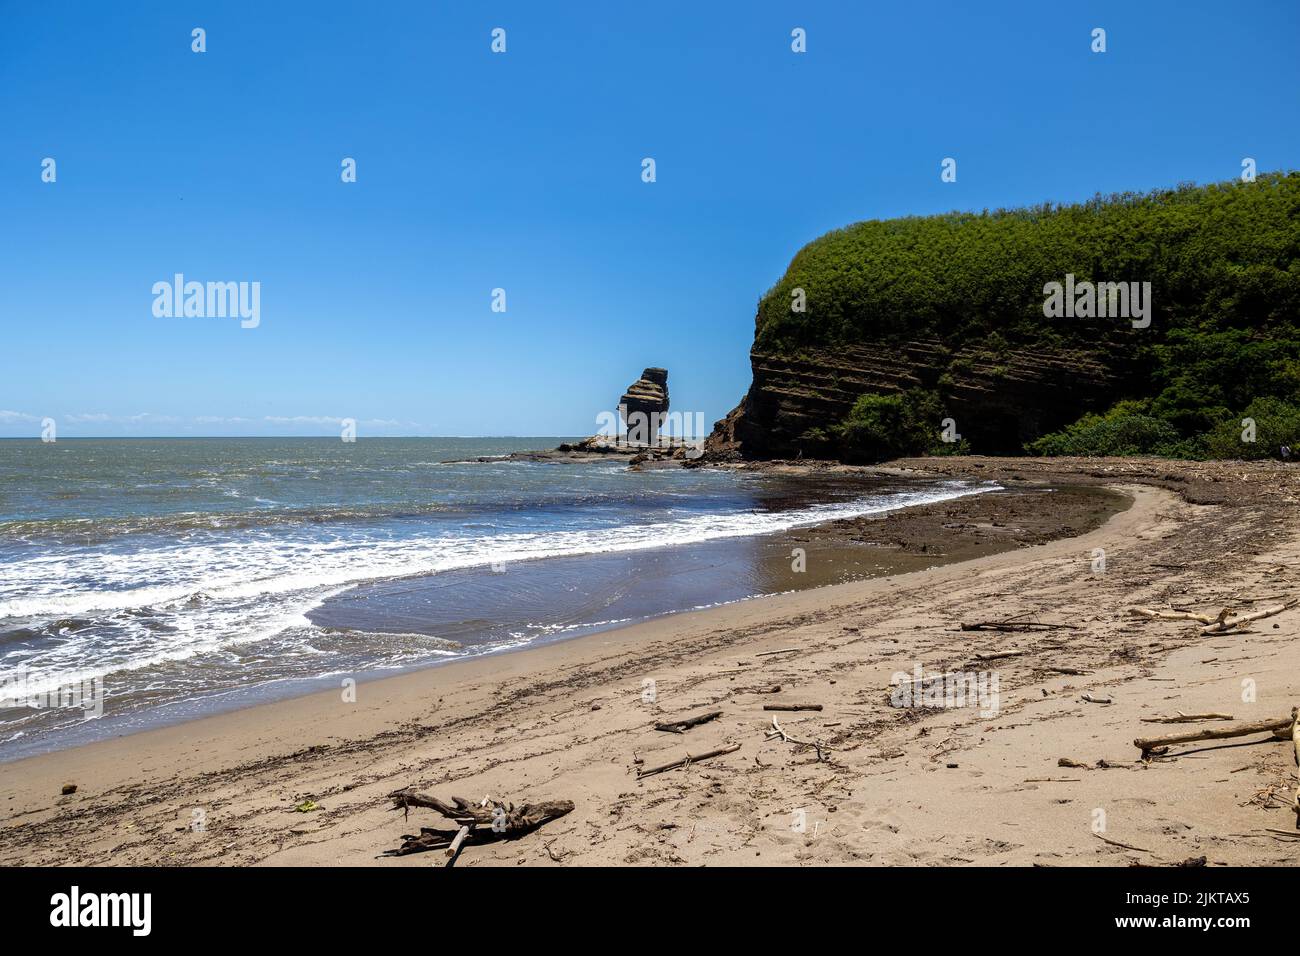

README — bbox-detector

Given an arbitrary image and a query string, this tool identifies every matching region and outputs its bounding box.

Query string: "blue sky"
[1,0,1297,437]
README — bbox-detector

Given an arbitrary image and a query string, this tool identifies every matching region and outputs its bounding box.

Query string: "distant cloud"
[264,415,347,425]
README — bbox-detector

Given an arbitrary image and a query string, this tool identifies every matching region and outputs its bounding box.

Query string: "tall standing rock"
[619,368,669,444]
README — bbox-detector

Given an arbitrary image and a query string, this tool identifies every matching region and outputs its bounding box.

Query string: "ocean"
[0,438,996,759]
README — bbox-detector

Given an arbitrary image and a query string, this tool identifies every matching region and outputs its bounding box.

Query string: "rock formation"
[707,339,1138,460]
[619,367,669,444]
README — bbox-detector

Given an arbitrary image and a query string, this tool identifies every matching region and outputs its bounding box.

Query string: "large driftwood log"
[1134,715,1295,755]
[385,790,573,857]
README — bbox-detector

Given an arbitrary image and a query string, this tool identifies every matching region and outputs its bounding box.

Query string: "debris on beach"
[959,615,1078,633]
[1133,712,1296,758]
[654,710,722,734]
[635,743,741,778]
[763,702,822,711]
[1140,712,1234,724]
[1128,596,1296,634]
[385,790,574,864]
[765,716,828,762]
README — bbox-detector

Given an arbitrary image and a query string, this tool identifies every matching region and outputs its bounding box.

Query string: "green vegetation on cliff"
[753,173,1300,460]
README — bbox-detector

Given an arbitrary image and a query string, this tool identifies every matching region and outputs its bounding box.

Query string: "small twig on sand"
[1093,832,1152,854]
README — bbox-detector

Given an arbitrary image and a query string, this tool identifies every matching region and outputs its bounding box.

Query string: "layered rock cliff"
[709,339,1144,458]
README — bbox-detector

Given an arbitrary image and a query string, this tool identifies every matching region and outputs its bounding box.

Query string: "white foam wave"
[0,483,996,621]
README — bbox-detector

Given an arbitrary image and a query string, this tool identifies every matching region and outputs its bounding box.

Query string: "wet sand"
[2,458,1298,867]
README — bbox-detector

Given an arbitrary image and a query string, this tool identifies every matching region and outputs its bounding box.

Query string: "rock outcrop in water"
[619,367,669,443]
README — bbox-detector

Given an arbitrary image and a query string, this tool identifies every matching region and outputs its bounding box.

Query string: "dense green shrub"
[1027,402,1183,457]
[836,389,964,462]
[755,172,1300,460]
[1201,398,1300,460]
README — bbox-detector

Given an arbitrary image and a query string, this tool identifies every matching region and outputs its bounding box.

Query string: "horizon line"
[0,434,587,441]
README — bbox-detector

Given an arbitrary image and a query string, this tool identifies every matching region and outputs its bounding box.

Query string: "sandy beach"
[3,456,1298,867]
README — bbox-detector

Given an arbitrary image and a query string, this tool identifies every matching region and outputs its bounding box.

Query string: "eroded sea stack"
[619,367,669,442]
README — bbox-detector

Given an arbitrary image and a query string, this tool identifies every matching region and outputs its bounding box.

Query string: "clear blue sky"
[1,1,1297,437]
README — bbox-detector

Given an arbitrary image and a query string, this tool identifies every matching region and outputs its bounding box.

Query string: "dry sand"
[3,457,1299,867]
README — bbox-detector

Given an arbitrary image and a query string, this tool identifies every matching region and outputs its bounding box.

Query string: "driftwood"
[385,790,574,858]
[445,824,472,861]
[636,743,741,778]
[1291,708,1300,828]
[763,703,823,712]
[1128,599,1296,634]
[1134,715,1295,755]
[1093,832,1152,854]
[1201,598,1297,634]
[1140,712,1234,724]
[765,716,827,761]
[1129,606,1220,625]
[756,647,798,658]
[960,616,1078,632]
[654,710,722,734]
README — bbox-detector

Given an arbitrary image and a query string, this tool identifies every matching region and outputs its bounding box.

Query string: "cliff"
[708,173,1300,461]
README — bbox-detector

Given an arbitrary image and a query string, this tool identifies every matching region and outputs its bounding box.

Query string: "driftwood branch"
[1140,712,1234,724]
[763,703,823,712]
[636,743,741,778]
[1093,832,1152,854]
[960,615,1078,632]
[1128,606,1220,625]
[654,710,722,734]
[1201,598,1297,634]
[1291,708,1300,829]
[765,716,827,761]
[1134,715,1295,755]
